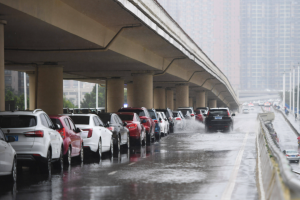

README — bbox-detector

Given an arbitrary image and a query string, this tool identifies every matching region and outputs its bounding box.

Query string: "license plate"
[292,155,296,157]
[6,135,18,141]
[215,116,222,120]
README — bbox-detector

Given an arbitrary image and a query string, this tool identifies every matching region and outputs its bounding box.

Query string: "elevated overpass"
[0,0,239,114]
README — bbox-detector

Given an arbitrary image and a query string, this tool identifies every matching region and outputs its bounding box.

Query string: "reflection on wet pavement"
[0,110,260,200]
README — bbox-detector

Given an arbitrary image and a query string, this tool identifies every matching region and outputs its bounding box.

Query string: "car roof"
[98,113,113,116]
[0,110,44,115]
[49,115,68,118]
[115,112,135,115]
[64,114,95,117]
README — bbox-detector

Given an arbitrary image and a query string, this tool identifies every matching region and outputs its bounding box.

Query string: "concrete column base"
[166,89,174,110]
[107,78,124,112]
[37,65,63,115]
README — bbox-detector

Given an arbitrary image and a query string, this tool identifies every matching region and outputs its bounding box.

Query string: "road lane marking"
[128,162,135,166]
[108,171,117,175]
[221,132,249,200]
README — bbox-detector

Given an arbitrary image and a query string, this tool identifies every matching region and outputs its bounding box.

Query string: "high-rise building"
[5,70,28,95]
[157,0,240,89]
[240,0,300,90]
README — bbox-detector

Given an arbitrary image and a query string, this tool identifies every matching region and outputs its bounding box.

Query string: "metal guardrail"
[258,115,300,197]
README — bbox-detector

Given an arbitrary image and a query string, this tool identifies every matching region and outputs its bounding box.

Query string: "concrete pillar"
[174,99,176,110]
[166,89,174,110]
[209,99,217,108]
[28,72,36,110]
[132,71,153,108]
[0,20,6,111]
[107,78,124,112]
[153,87,165,109]
[189,97,193,108]
[196,91,206,108]
[127,82,133,107]
[175,83,189,108]
[37,65,63,115]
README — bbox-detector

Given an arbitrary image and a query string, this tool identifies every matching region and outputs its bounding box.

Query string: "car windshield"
[0,115,37,128]
[173,112,179,117]
[208,110,229,117]
[148,110,157,119]
[98,114,111,124]
[178,109,192,116]
[50,118,63,127]
[119,109,145,117]
[118,115,134,121]
[195,110,202,114]
[286,150,298,154]
[69,116,90,125]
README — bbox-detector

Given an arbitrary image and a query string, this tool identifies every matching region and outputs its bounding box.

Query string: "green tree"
[5,87,29,110]
[81,85,106,108]
[63,96,75,108]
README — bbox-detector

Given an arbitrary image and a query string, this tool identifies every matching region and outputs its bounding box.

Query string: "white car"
[0,127,17,182]
[67,114,113,156]
[0,109,64,173]
[157,112,168,136]
[161,112,170,135]
[177,107,195,120]
[243,108,249,114]
[173,111,186,130]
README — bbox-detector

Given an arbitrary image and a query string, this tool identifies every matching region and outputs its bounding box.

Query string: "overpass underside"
[0,0,239,114]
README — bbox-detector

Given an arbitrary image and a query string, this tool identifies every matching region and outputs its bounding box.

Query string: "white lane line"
[108,171,117,175]
[128,162,135,166]
[221,132,249,200]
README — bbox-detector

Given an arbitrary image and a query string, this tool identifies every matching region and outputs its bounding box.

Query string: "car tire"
[54,146,63,170]
[79,143,84,162]
[143,134,147,146]
[64,147,72,165]
[146,131,151,145]
[9,158,17,182]
[156,132,160,142]
[41,148,52,174]
[109,137,114,155]
[96,139,102,158]
[114,135,121,152]
[126,133,130,149]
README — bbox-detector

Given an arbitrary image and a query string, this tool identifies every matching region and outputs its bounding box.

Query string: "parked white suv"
[0,127,17,182]
[66,114,113,156]
[0,109,64,173]
[177,107,196,120]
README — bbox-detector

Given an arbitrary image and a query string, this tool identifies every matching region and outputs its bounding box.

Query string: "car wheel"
[126,133,130,149]
[143,133,147,146]
[96,139,102,158]
[146,131,151,145]
[114,135,121,152]
[54,147,63,170]
[79,143,84,162]
[41,148,51,174]
[10,158,17,182]
[109,137,114,155]
[64,147,72,165]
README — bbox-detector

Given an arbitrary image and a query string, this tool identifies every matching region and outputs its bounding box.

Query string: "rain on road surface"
[0,110,260,200]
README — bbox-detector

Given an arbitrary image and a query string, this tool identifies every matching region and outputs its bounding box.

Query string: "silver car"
[283,149,300,162]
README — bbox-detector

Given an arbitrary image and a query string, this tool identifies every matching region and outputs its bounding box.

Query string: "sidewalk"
[277,108,300,134]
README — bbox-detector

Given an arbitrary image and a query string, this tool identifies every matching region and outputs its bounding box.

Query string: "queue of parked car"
[0,105,233,182]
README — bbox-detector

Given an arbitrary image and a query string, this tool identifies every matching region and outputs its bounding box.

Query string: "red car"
[50,115,84,164]
[116,112,146,146]
[194,109,204,123]
[118,107,155,143]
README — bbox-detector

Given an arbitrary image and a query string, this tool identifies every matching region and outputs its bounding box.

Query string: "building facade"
[157,0,240,89]
[240,0,300,90]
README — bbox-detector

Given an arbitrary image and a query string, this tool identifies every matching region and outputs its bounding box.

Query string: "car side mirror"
[6,136,15,143]
[55,124,61,130]
[141,119,147,123]
[123,122,127,126]
[75,127,81,133]
[232,113,235,116]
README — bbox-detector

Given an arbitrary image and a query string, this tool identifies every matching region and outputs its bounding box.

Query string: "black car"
[204,108,235,132]
[97,113,130,151]
[156,108,174,133]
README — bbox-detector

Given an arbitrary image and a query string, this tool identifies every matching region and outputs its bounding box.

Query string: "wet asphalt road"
[0,111,259,200]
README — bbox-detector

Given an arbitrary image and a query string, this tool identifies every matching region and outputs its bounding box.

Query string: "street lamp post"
[293,66,295,114]
[298,65,299,118]
[290,70,292,112]
[283,72,286,109]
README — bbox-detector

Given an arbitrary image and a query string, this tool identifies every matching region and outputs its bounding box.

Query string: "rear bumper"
[206,124,230,131]
[287,157,300,161]
[17,154,48,165]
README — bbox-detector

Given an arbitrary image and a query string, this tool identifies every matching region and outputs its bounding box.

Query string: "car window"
[135,114,141,122]
[69,116,90,125]
[115,116,122,124]
[40,114,49,127]
[148,110,157,119]
[118,114,134,121]
[68,118,76,131]
[0,129,5,140]
[64,118,71,129]
[173,112,178,117]
[44,114,54,128]
[0,115,37,128]
[97,117,104,126]
[208,110,229,117]
[165,111,170,118]
[119,109,145,117]
[93,116,100,126]
[51,118,63,128]
[98,114,111,124]
[178,109,193,116]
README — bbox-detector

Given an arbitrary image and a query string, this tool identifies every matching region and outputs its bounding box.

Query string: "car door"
[0,129,8,173]
[67,118,80,155]
[43,114,60,159]
[96,116,110,149]
[115,115,126,143]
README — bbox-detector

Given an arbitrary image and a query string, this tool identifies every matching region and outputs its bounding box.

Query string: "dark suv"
[155,108,174,133]
[205,108,235,132]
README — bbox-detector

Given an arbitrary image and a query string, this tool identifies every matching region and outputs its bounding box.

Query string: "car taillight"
[176,117,181,120]
[286,155,290,157]
[207,111,210,116]
[128,124,137,129]
[107,127,114,132]
[24,130,44,137]
[191,114,195,117]
[154,120,158,123]
[82,129,93,138]
[58,128,66,139]
[169,117,172,120]
[227,111,230,116]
